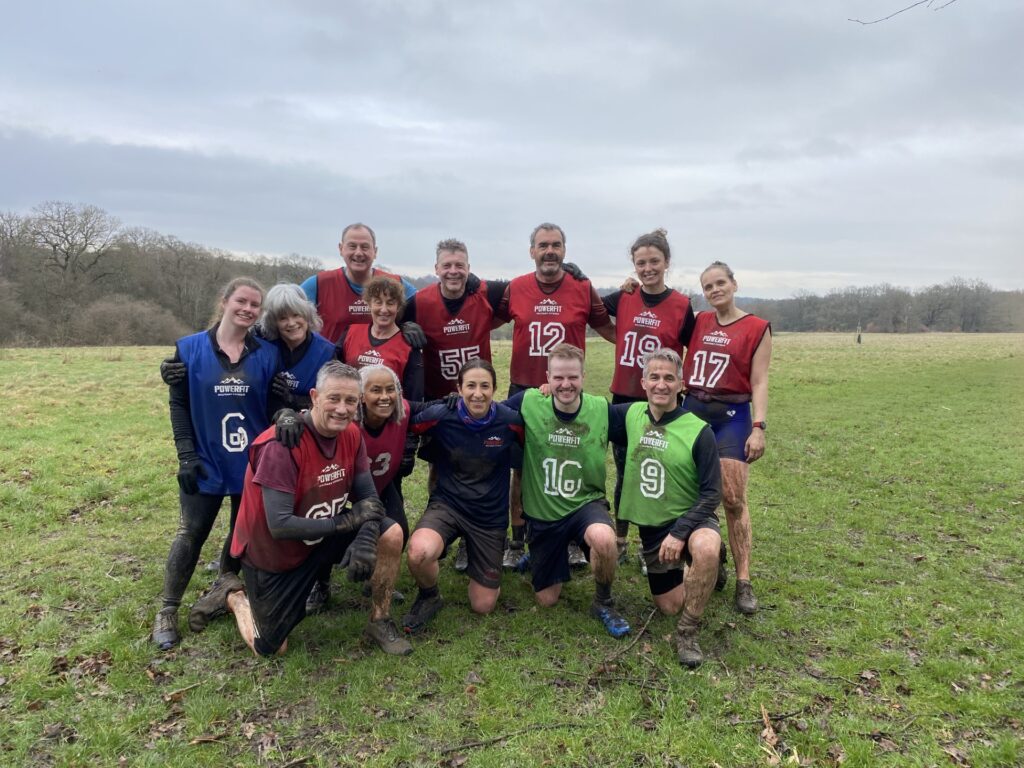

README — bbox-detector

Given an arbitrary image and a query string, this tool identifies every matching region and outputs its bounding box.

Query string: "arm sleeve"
[401,295,417,324]
[603,290,622,317]
[300,275,317,303]
[401,276,418,301]
[493,283,512,322]
[587,285,613,330]
[349,441,378,503]
[486,279,510,314]
[669,427,722,541]
[402,348,424,402]
[499,390,527,412]
[607,402,631,446]
[167,347,197,458]
[263,486,337,540]
[678,303,696,348]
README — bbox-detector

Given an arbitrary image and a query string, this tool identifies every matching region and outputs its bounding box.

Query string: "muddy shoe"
[567,542,588,569]
[305,580,330,616]
[454,541,469,573]
[735,579,758,615]
[590,599,631,638]
[364,618,413,656]
[401,591,444,634]
[189,572,244,632]
[715,541,728,592]
[502,542,525,571]
[153,607,180,650]
[675,611,703,668]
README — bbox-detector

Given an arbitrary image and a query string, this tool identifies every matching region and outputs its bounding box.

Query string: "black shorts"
[526,500,613,592]
[638,518,721,596]
[242,517,397,656]
[415,500,504,589]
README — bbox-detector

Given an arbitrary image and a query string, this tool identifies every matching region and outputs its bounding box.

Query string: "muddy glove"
[339,520,380,582]
[161,357,186,386]
[273,409,303,448]
[401,321,427,349]
[271,372,298,408]
[334,497,386,535]
[177,453,207,495]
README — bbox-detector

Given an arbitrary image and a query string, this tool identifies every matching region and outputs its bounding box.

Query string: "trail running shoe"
[591,600,631,638]
[454,541,469,573]
[568,542,588,569]
[152,607,180,650]
[676,613,704,668]
[364,618,413,656]
[401,591,444,634]
[502,542,525,571]
[305,580,330,615]
[189,572,244,632]
[735,579,758,615]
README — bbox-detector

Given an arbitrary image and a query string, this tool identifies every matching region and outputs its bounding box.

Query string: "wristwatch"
[752,421,767,431]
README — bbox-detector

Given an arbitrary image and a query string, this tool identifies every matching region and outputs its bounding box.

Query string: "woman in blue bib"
[152,277,280,650]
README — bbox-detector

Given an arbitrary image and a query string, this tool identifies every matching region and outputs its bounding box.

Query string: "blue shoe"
[514,550,531,574]
[591,600,631,638]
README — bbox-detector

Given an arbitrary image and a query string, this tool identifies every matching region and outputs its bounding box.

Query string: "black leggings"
[160,491,241,610]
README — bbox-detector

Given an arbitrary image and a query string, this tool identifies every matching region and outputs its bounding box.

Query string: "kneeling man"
[206,361,411,656]
[613,348,722,667]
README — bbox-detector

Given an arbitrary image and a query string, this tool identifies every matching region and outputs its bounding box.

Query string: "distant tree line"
[1,202,1019,346]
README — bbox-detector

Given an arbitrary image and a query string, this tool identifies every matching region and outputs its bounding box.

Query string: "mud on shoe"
[152,607,180,650]
[188,572,244,632]
[502,541,525,571]
[364,618,413,656]
[453,540,469,573]
[401,590,444,634]
[305,580,330,615]
[675,611,704,668]
[735,579,758,615]
[567,541,588,569]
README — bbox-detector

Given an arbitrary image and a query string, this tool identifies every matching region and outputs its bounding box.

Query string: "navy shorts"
[638,517,721,596]
[526,500,613,592]
[415,500,505,588]
[683,396,751,462]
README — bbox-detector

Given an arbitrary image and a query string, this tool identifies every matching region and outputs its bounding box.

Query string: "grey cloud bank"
[2,1,1021,298]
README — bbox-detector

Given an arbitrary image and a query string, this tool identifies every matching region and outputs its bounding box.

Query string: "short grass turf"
[0,334,1021,767]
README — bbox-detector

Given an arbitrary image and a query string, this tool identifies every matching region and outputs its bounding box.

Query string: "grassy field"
[0,334,1021,767]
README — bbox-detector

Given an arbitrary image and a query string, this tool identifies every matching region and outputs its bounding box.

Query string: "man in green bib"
[614,348,722,667]
[508,343,630,638]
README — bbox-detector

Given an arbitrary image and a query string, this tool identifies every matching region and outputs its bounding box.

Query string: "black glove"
[339,521,380,582]
[270,372,297,408]
[401,321,427,350]
[160,357,186,386]
[399,435,419,478]
[465,273,481,295]
[334,497,386,535]
[562,262,588,281]
[443,391,460,410]
[177,454,207,495]
[273,409,303,448]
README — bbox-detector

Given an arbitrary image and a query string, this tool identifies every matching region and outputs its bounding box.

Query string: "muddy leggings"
[160,491,242,610]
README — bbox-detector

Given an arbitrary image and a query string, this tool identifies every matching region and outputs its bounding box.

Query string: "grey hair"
[641,347,683,380]
[258,283,323,339]
[315,361,360,391]
[530,222,566,247]
[357,364,405,424]
[341,222,377,246]
[436,238,468,260]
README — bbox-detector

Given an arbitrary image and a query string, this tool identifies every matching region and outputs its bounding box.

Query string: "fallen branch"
[438,722,584,754]
[162,681,202,702]
[729,707,807,726]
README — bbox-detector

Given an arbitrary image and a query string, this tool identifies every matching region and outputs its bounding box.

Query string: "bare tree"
[849,0,959,26]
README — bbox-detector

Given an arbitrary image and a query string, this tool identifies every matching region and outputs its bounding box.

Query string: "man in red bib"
[494,223,617,566]
[220,361,412,656]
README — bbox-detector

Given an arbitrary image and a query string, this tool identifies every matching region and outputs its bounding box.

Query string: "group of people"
[150,222,772,668]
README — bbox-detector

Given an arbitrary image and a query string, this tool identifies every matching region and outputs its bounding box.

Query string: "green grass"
[0,335,1021,767]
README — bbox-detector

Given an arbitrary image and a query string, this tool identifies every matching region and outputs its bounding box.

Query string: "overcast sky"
[2,1,1021,298]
